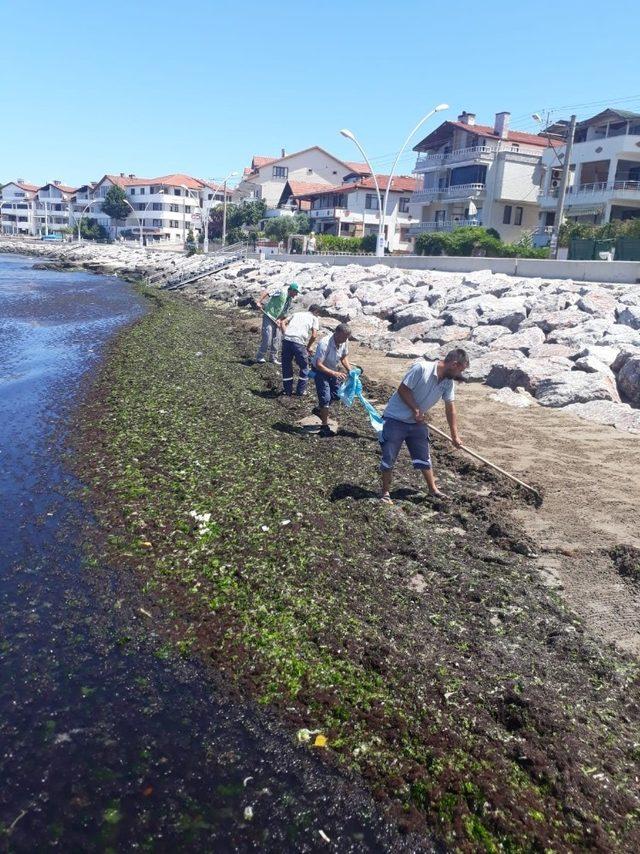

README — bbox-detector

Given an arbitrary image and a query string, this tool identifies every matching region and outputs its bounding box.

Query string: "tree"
[101,185,131,238]
[264,213,311,243]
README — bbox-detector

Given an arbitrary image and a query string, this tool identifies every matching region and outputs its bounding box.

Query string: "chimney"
[53,180,62,185]
[17,178,25,183]
[120,172,125,177]
[281,148,286,158]
[494,111,511,139]
[128,173,135,178]
[458,111,476,126]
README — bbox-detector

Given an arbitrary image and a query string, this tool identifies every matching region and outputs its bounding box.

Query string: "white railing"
[541,180,640,201]
[412,183,486,202]
[410,219,481,233]
[414,145,498,170]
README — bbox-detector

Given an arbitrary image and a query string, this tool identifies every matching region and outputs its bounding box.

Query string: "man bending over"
[379,348,469,503]
[311,323,352,437]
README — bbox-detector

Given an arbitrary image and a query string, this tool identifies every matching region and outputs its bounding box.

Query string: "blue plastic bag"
[338,369,384,437]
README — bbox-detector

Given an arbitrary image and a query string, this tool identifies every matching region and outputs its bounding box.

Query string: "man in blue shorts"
[379,348,469,503]
[311,323,352,437]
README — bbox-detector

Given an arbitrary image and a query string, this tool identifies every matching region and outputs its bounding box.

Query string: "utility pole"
[551,113,577,259]
[221,180,228,245]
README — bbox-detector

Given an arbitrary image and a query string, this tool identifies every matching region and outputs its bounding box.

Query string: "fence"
[569,236,640,262]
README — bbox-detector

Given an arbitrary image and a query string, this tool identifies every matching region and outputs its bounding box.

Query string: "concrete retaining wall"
[268,253,640,284]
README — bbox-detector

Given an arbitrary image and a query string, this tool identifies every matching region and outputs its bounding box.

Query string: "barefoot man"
[379,349,469,504]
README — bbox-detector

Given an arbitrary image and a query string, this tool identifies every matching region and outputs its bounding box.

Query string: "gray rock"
[422,325,472,345]
[573,355,615,380]
[617,305,640,330]
[562,400,640,433]
[535,372,621,407]
[524,307,586,334]
[528,343,576,360]
[577,290,618,318]
[441,307,480,328]
[611,347,640,373]
[496,327,545,356]
[362,294,410,319]
[386,342,439,359]
[486,356,572,394]
[478,297,527,332]
[464,349,524,383]
[400,319,445,341]
[391,301,437,330]
[472,325,512,346]
[572,344,620,368]
[617,355,640,406]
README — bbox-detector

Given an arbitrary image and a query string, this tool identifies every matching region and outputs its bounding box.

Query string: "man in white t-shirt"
[379,349,469,503]
[280,305,321,396]
[311,324,352,437]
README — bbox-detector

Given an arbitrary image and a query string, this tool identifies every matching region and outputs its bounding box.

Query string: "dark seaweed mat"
[71,293,640,852]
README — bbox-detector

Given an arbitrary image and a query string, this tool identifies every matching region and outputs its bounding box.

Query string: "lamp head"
[532,113,542,123]
[340,128,355,141]
[435,103,449,112]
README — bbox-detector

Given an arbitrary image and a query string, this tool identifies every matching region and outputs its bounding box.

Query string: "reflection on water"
[0,255,412,852]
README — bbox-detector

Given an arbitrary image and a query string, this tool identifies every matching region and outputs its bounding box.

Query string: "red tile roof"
[153,173,206,190]
[415,121,560,152]
[251,155,277,169]
[292,174,418,198]
[344,161,370,174]
[100,173,153,188]
[286,180,333,197]
[38,182,78,194]
[3,181,40,193]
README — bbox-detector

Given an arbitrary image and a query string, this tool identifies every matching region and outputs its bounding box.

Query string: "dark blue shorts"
[380,417,432,471]
[314,372,340,408]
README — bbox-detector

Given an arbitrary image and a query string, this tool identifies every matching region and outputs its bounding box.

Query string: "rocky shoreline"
[3,238,639,432]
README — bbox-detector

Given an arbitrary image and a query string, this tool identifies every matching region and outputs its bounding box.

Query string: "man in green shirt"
[255,283,300,364]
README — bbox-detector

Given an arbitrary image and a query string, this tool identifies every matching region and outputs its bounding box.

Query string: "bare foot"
[429,489,451,501]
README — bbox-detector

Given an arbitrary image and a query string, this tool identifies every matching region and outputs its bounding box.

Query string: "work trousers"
[281,339,310,396]
[256,314,281,362]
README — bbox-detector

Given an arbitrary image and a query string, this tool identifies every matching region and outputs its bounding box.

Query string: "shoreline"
[68,287,640,850]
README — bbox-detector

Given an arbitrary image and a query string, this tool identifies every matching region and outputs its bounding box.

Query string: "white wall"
[244,148,355,207]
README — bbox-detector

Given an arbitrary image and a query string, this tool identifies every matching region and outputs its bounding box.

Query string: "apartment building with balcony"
[537,108,640,232]
[294,175,418,252]
[410,111,552,242]
[34,182,78,235]
[238,147,368,208]
[0,180,38,234]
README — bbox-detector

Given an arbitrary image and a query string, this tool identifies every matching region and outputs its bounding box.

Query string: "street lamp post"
[204,172,238,250]
[119,197,144,247]
[340,104,448,257]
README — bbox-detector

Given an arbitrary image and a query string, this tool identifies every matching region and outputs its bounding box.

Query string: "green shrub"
[316,234,370,254]
[415,226,549,259]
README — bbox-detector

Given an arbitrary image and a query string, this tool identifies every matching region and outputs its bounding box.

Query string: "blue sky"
[1,0,639,187]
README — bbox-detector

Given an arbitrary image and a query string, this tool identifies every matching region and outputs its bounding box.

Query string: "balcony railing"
[409,218,481,234]
[412,183,486,202]
[414,145,498,170]
[540,179,640,202]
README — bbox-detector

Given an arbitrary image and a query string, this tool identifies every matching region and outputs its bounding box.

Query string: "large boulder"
[524,307,587,334]
[478,297,527,331]
[528,343,576,360]
[409,284,434,304]
[486,356,571,395]
[617,305,640,330]
[548,318,612,347]
[611,347,640,373]
[391,300,437,330]
[617,355,640,406]
[422,325,472,345]
[488,387,535,408]
[577,290,618,318]
[572,344,621,368]
[496,327,546,356]
[362,294,410,319]
[573,355,616,381]
[347,315,389,342]
[463,349,524,383]
[472,325,512,346]
[462,270,513,297]
[386,341,441,359]
[534,372,621,407]
[400,319,445,341]
[441,307,481,328]
[562,400,640,433]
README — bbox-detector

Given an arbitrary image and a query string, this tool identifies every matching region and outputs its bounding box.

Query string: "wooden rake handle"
[427,422,540,499]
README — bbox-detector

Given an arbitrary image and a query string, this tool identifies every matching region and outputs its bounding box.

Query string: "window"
[399,197,410,213]
[152,203,163,211]
[169,220,180,229]
[503,205,512,224]
[140,188,145,195]
[365,193,379,210]
[273,166,288,178]
[174,189,181,196]
[185,205,191,213]
[511,143,520,151]
[152,219,162,227]
[130,188,136,195]
[169,204,179,212]
[514,206,523,226]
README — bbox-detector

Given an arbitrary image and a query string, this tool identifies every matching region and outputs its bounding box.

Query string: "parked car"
[41,234,63,241]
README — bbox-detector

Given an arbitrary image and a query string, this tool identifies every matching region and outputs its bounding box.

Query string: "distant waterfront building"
[1,173,233,242]
[238,147,368,208]
[294,174,419,252]
[409,111,553,242]
[537,108,640,234]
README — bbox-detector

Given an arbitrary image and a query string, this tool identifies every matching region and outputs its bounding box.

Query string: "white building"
[34,182,78,235]
[410,111,552,242]
[238,147,367,208]
[537,108,640,232]
[295,175,419,252]
[0,180,39,234]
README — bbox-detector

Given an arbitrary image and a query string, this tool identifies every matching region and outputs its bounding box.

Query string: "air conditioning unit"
[551,179,560,189]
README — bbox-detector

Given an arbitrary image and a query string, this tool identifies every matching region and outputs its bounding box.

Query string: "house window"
[170,204,179,212]
[503,205,512,224]
[399,197,410,213]
[152,219,162,227]
[130,188,136,195]
[511,143,520,152]
[174,189,181,195]
[169,220,180,229]
[273,166,288,178]
[514,206,523,226]
[185,205,191,213]
[365,194,379,210]
[153,203,163,211]
[140,188,145,195]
